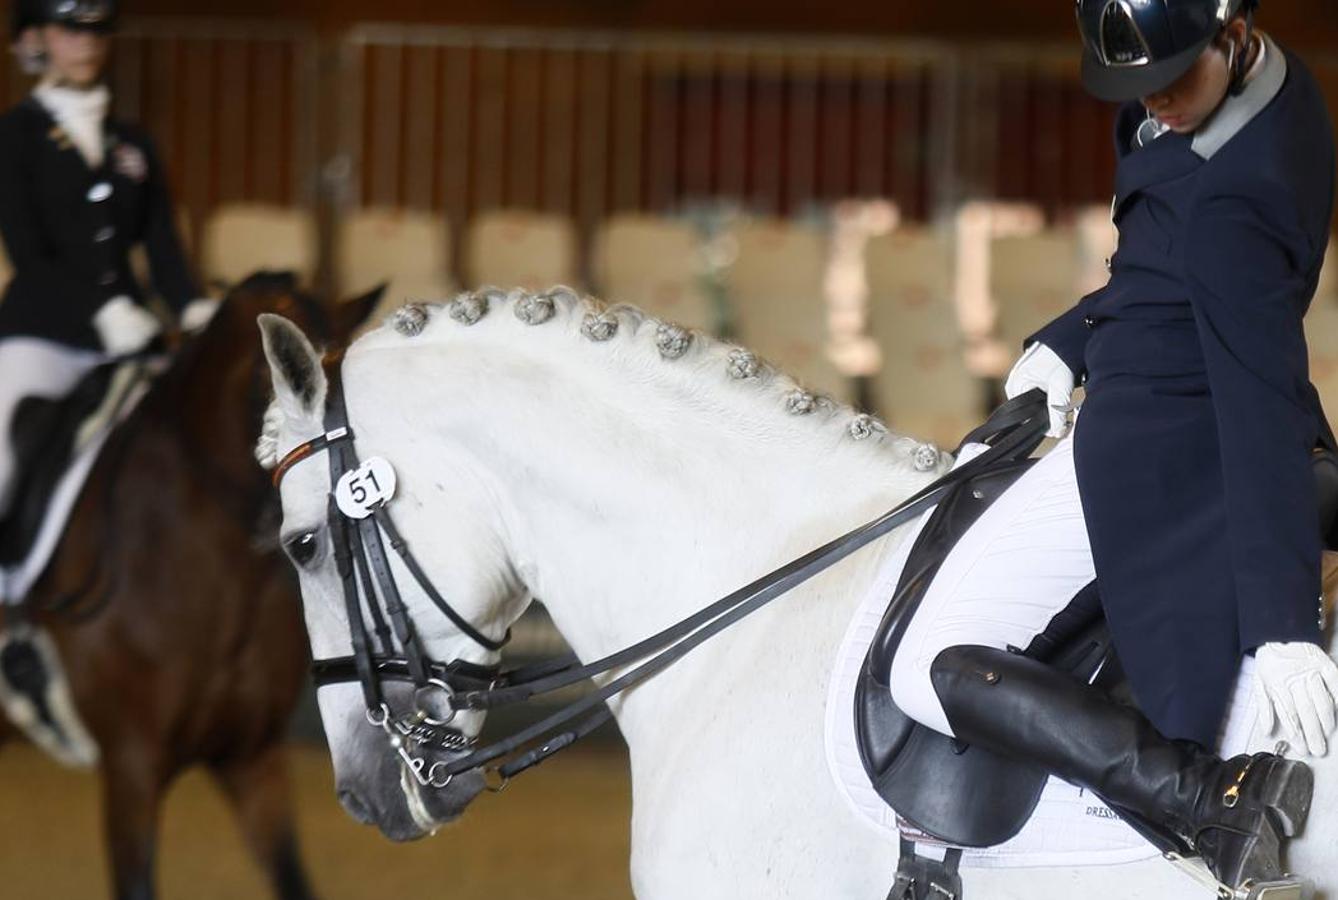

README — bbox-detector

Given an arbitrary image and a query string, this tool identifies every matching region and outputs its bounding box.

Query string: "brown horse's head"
[212,271,385,351]
[167,271,385,529]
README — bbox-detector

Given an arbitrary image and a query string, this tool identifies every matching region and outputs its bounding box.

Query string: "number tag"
[335,457,397,519]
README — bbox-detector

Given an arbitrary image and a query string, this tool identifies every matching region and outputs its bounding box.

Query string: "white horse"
[256,288,1337,900]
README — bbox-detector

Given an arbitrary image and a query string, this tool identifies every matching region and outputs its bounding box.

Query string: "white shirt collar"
[32,80,110,168]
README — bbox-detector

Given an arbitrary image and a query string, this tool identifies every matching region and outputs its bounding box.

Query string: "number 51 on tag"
[336,458,397,519]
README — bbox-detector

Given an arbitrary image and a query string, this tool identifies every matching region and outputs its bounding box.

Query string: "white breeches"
[0,337,102,517]
[888,427,1096,737]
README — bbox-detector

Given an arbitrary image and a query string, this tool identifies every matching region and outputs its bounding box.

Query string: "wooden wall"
[0,4,1334,259]
[116,0,1338,49]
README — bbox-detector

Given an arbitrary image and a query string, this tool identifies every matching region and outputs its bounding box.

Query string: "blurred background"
[1,1,1337,897]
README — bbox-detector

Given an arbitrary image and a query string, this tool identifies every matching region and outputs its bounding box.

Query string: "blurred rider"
[0,0,216,743]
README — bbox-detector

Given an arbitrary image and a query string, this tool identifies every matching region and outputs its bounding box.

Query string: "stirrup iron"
[1166,854,1314,900]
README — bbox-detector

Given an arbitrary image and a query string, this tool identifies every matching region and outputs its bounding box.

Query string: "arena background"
[1,2,1337,897]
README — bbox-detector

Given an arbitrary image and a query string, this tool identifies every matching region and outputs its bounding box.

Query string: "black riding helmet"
[11,0,118,42]
[1077,0,1260,102]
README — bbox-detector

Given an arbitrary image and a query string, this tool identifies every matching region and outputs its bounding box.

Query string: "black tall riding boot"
[930,644,1313,895]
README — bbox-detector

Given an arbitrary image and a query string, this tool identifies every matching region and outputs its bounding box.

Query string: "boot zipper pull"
[1222,757,1258,808]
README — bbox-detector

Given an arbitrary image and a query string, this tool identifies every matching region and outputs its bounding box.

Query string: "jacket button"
[99,271,117,286]
[93,225,115,243]
[1084,316,1096,328]
[87,182,113,203]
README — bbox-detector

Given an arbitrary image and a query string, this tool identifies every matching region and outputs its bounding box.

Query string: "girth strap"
[889,838,962,900]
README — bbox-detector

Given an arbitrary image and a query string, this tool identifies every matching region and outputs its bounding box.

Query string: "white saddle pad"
[1,363,152,605]
[823,463,1260,870]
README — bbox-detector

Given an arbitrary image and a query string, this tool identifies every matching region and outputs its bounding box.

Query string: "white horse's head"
[257,311,532,840]
[257,288,944,844]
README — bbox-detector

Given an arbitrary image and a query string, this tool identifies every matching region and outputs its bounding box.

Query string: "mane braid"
[353,286,950,478]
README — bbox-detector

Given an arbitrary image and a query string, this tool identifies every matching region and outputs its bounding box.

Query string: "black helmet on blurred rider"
[1076,0,1260,102]
[11,0,118,43]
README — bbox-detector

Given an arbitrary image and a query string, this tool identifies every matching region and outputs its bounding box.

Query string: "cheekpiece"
[513,291,556,325]
[449,292,489,325]
[727,349,761,380]
[581,311,619,341]
[655,323,692,360]
[848,414,887,441]
[391,303,430,337]
[785,390,818,416]
[912,443,942,472]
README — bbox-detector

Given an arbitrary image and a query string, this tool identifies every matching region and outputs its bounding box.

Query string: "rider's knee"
[887,642,955,737]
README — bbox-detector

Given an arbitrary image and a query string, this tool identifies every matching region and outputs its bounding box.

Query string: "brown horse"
[0,273,379,900]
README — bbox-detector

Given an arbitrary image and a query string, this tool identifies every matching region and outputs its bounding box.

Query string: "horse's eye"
[285,531,320,567]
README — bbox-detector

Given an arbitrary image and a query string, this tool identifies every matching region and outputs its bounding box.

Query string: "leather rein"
[272,368,1049,793]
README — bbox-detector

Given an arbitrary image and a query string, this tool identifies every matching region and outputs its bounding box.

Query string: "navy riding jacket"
[1031,38,1336,746]
[0,96,199,351]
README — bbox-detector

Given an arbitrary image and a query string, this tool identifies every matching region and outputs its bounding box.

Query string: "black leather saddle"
[855,438,1338,851]
[0,365,117,569]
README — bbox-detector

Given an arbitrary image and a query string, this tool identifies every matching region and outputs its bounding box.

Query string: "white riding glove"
[92,296,161,357]
[179,297,221,333]
[1254,641,1338,757]
[1003,342,1076,439]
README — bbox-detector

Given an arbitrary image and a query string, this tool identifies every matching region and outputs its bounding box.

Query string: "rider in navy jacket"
[1032,34,1336,747]
[915,2,1338,895]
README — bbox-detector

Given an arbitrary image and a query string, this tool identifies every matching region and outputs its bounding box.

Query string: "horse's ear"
[258,313,327,420]
[331,283,388,345]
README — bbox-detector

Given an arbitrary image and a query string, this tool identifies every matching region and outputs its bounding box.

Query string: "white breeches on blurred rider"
[0,337,102,520]
[888,424,1097,737]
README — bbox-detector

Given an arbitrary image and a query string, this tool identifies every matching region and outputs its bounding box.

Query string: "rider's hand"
[93,296,161,357]
[1003,342,1075,439]
[1254,641,1338,757]
[179,297,221,334]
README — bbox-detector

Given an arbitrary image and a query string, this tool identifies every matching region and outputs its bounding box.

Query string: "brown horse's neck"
[160,309,275,526]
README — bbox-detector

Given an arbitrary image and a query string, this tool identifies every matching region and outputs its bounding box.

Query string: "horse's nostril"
[338,788,374,824]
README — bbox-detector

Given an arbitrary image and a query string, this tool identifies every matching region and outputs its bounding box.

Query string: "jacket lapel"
[24,96,114,180]
[1113,130,1202,220]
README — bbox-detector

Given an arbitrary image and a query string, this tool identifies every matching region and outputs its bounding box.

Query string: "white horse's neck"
[328,297,1338,898]
[345,298,940,738]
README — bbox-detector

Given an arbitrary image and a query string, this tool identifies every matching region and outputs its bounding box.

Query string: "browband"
[272,426,352,487]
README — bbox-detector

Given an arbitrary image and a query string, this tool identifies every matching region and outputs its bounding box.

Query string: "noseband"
[274,366,1050,795]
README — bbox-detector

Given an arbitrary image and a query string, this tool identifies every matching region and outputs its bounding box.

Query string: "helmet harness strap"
[1226,3,1257,97]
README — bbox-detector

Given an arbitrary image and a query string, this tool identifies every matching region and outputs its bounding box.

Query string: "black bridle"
[274,367,1049,792]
